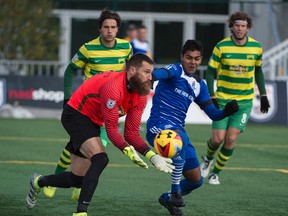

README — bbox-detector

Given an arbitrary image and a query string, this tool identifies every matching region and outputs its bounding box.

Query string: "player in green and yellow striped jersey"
[200,12,270,185]
[43,8,132,202]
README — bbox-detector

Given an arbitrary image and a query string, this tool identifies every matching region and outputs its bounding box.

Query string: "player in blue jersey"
[146,40,239,216]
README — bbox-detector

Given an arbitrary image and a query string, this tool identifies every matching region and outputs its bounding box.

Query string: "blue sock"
[171,157,185,193]
[180,177,203,196]
[162,192,170,202]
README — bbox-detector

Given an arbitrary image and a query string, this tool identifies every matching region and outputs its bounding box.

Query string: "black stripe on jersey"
[163,68,172,78]
[198,100,213,109]
[78,94,100,111]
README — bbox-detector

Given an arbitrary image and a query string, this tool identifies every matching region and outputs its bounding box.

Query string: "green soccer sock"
[206,138,220,160]
[211,146,234,175]
[55,148,71,174]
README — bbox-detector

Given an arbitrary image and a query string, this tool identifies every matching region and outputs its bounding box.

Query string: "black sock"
[77,152,109,213]
[38,172,83,188]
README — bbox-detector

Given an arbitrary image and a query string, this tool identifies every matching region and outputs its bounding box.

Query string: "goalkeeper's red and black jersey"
[68,71,149,154]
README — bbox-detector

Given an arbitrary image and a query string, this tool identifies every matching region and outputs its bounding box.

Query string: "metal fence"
[0,59,64,77]
[0,60,207,78]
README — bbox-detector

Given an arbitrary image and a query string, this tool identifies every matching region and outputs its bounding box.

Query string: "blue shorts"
[146,124,199,171]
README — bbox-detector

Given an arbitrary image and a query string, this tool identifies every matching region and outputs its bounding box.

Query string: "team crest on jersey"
[118,58,125,64]
[106,99,116,109]
[72,53,79,63]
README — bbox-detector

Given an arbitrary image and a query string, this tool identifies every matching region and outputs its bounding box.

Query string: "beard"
[233,32,247,41]
[129,74,152,96]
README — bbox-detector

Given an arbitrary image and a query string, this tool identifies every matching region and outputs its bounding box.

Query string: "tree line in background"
[0,0,60,60]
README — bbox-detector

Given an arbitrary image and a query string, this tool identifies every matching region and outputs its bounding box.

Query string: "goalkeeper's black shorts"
[61,105,101,158]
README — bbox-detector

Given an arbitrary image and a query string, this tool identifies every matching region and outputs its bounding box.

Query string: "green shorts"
[212,103,252,132]
[100,126,109,147]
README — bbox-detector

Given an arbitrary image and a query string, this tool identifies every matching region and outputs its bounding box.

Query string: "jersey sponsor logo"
[0,79,6,108]
[94,59,101,63]
[229,65,248,74]
[174,87,194,101]
[106,98,116,109]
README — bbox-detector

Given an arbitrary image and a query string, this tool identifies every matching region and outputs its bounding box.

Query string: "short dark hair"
[181,40,203,56]
[228,11,252,29]
[98,8,121,29]
[126,53,154,70]
[137,24,147,30]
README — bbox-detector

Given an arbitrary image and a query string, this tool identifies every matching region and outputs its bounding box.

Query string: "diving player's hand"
[223,100,239,117]
[260,96,270,113]
[145,150,175,173]
[123,146,148,169]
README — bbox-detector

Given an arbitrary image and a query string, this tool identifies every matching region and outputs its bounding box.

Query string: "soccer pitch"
[0,118,287,216]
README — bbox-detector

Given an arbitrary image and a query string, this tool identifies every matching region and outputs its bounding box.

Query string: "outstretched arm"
[255,66,270,113]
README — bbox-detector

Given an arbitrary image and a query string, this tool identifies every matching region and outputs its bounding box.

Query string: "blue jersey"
[148,63,213,130]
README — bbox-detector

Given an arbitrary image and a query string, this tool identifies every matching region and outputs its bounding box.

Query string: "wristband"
[145,150,156,161]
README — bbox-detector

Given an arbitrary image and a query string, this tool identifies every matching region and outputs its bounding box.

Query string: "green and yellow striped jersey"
[208,36,262,104]
[71,37,132,79]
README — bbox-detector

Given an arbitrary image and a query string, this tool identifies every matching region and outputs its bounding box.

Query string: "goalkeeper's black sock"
[77,152,109,213]
[38,172,83,188]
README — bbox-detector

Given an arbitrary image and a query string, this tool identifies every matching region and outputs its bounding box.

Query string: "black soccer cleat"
[169,191,185,207]
[159,194,184,216]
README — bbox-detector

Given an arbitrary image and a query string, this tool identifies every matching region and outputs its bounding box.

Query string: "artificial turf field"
[0,118,287,216]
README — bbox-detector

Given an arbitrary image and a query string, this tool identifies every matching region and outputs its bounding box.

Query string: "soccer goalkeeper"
[43,8,133,201]
[26,53,174,216]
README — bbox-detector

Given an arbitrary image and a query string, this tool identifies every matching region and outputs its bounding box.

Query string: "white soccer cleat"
[200,156,214,178]
[208,173,220,185]
[26,173,42,209]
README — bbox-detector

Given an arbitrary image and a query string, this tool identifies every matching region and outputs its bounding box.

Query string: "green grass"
[0,118,287,216]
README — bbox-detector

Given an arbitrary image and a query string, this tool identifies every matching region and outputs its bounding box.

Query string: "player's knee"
[91,152,109,169]
[71,173,84,188]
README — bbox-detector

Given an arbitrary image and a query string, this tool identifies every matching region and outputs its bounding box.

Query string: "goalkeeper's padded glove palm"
[223,100,239,117]
[123,146,148,169]
[145,150,175,173]
[260,96,270,113]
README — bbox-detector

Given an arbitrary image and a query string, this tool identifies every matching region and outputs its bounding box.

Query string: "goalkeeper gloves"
[223,100,239,117]
[260,96,270,113]
[123,146,148,169]
[145,150,175,173]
